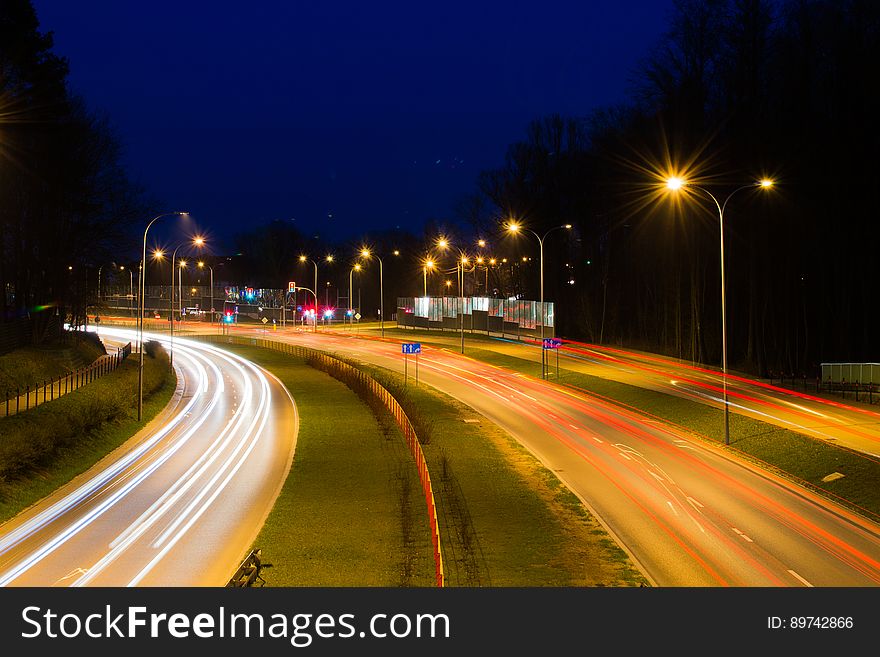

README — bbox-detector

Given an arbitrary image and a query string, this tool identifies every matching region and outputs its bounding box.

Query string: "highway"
[0,327,297,587]
[370,328,880,456]
[228,325,880,587]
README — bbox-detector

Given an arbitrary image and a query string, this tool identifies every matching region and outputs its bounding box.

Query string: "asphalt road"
[366,328,880,456]
[0,327,297,587]
[229,324,880,587]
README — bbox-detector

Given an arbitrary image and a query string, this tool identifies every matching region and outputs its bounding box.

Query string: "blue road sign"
[542,338,562,350]
[402,343,422,355]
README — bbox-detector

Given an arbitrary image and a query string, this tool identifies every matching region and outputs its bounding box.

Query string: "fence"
[397,296,555,338]
[198,333,445,587]
[3,342,132,418]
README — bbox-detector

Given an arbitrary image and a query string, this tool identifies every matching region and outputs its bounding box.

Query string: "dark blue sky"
[34,0,673,248]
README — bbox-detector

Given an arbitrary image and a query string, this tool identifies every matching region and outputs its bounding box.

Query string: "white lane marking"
[592,436,604,443]
[666,501,678,516]
[731,527,754,543]
[128,367,273,586]
[788,569,813,587]
[74,353,260,585]
[686,496,704,510]
[649,472,664,482]
[0,343,216,585]
[569,424,579,429]
[617,452,632,461]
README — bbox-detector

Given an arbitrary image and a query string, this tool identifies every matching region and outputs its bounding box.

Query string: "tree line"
[466,0,879,376]
[0,1,148,341]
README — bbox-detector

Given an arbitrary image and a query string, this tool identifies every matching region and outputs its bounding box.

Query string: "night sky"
[33,0,673,249]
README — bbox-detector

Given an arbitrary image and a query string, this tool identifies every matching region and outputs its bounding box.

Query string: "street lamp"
[117,265,134,317]
[165,237,205,371]
[457,254,471,353]
[665,176,774,445]
[138,211,187,421]
[349,263,361,328]
[197,261,215,327]
[505,220,572,378]
[359,248,384,337]
[423,259,435,297]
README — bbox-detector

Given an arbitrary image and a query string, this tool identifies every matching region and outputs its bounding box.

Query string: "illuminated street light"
[666,178,775,445]
[666,176,684,191]
[423,259,435,296]
[298,255,326,331]
[505,220,572,378]
[168,238,205,370]
[349,263,362,328]
[137,211,188,420]
[197,261,216,327]
[359,248,385,337]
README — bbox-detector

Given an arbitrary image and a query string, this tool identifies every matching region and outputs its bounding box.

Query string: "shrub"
[0,343,172,483]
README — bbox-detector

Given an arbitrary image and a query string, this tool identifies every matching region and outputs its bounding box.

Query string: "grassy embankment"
[0,333,105,397]
[366,327,880,520]
[0,341,175,522]
[217,341,646,586]
[216,343,435,586]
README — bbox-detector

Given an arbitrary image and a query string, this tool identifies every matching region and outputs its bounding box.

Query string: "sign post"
[402,343,422,385]
[542,338,562,378]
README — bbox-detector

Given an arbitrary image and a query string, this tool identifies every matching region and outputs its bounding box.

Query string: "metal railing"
[3,342,132,418]
[198,334,445,587]
[227,549,264,587]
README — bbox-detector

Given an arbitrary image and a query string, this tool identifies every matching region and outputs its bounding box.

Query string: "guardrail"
[3,342,132,418]
[198,334,445,587]
[227,549,264,587]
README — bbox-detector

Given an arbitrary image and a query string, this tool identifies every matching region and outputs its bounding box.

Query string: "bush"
[0,343,172,483]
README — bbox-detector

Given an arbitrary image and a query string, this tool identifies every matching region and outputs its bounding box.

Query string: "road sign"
[402,343,422,355]
[542,338,562,349]
[354,312,361,320]
[288,281,296,292]
[261,317,268,324]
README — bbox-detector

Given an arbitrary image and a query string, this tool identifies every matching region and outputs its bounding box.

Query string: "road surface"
[0,327,297,586]
[226,325,880,587]
[362,328,880,456]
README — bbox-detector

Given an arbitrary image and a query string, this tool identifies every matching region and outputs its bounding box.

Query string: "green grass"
[0,345,175,523]
[0,334,106,397]
[217,344,435,587]
[335,359,647,587]
[368,331,880,522]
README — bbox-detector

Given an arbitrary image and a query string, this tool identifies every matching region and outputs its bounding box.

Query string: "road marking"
[788,569,813,587]
[686,496,704,510]
[649,472,664,482]
[731,527,754,542]
[617,451,632,460]
[666,501,678,516]
[569,423,579,429]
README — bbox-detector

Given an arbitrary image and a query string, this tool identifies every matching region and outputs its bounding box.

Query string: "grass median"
[326,356,647,587]
[368,329,880,522]
[216,343,436,587]
[0,342,175,523]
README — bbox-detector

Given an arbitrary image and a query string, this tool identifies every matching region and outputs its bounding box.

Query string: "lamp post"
[166,236,204,372]
[98,264,105,301]
[665,177,774,445]
[299,254,333,331]
[138,211,187,421]
[360,249,384,337]
[506,221,572,378]
[119,265,133,317]
[197,261,214,326]
[423,259,434,297]
[349,263,361,328]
